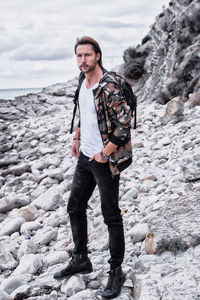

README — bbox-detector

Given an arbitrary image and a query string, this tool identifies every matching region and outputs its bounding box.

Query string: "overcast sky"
[0,0,169,89]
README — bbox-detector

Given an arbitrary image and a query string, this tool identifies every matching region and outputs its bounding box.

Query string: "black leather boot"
[53,254,92,280]
[102,266,126,299]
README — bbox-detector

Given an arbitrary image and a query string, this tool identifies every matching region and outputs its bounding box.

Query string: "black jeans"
[67,152,125,269]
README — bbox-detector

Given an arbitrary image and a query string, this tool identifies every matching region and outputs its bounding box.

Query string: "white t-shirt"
[79,79,104,157]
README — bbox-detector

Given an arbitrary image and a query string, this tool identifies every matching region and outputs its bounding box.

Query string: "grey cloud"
[12,46,73,61]
[0,26,6,33]
[0,38,20,54]
[85,20,137,29]
[19,21,33,30]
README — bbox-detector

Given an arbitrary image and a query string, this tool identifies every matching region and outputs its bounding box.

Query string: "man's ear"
[96,52,100,62]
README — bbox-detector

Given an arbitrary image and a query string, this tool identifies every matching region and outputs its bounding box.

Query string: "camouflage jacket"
[74,68,132,175]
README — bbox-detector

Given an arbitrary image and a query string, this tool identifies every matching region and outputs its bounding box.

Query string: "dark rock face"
[122,0,200,104]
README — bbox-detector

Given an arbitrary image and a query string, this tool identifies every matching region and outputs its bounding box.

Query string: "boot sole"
[53,268,93,280]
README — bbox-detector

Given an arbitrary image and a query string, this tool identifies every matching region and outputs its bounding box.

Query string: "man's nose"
[81,55,86,63]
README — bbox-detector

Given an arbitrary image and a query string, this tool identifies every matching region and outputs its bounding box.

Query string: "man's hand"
[89,152,107,163]
[72,140,80,158]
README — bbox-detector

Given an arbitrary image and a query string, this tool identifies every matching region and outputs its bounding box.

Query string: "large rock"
[67,290,94,300]
[13,254,43,275]
[18,239,38,258]
[0,276,25,295]
[182,165,200,182]
[0,193,30,213]
[20,220,42,236]
[31,226,57,245]
[0,243,17,271]
[0,157,19,167]
[61,276,85,297]
[160,97,185,125]
[187,91,200,107]
[43,251,69,267]
[0,290,12,300]
[0,217,25,236]
[146,193,200,254]
[18,205,40,221]
[127,223,149,244]
[1,163,31,176]
[31,187,63,211]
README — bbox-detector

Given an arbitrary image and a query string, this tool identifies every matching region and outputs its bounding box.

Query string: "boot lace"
[105,270,116,290]
[65,255,79,270]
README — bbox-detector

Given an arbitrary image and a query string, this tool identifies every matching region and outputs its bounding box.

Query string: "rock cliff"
[121,0,200,106]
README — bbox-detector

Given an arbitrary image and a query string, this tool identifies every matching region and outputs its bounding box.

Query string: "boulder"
[13,254,43,275]
[147,193,200,254]
[0,243,17,271]
[32,187,63,211]
[127,223,149,244]
[61,275,85,297]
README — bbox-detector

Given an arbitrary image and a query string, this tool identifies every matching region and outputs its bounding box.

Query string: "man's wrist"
[73,137,80,141]
[100,151,109,161]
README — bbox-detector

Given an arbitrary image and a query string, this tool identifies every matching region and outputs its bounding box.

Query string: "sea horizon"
[0,87,42,100]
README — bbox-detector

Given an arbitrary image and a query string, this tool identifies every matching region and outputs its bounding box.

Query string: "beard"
[79,62,97,74]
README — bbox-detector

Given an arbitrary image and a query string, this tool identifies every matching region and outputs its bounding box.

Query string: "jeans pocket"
[93,159,108,168]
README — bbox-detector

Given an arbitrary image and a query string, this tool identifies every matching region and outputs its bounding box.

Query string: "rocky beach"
[0,0,200,299]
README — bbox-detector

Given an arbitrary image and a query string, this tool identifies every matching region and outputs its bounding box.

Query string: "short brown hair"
[74,36,102,67]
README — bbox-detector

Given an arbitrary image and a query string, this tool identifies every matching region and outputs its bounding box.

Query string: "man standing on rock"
[54,36,132,299]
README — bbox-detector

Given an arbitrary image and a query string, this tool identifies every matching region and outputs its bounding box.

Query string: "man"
[54,36,132,299]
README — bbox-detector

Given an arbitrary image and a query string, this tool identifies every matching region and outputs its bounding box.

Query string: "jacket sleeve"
[107,82,132,146]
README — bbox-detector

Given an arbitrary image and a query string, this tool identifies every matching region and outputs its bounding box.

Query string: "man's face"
[76,44,100,74]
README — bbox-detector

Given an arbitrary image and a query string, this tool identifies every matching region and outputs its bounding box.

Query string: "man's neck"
[85,65,103,89]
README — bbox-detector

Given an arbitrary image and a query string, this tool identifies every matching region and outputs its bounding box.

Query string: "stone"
[145,234,157,254]
[0,290,12,300]
[43,213,68,227]
[18,239,38,258]
[39,147,55,155]
[160,137,171,146]
[30,159,47,171]
[18,205,40,221]
[182,165,200,182]
[1,163,31,176]
[45,156,61,167]
[32,187,63,211]
[0,143,13,153]
[0,176,5,188]
[31,226,57,245]
[0,276,25,295]
[160,97,185,124]
[0,194,30,213]
[43,251,69,267]
[140,180,159,193]
[166,97,185,117]
[44,168,64,182]
[121,187,139,201]
[0,243,17,271]
[127,223,149,244]
[13,254,43,275]
[147,193,200,254]
[67,290,94,300]
[61,276,86,297]
[0,217,25,236]
[141,175,157,182]
[188,91,200,107]
[10,285,31,299]
[20,220,42,236]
